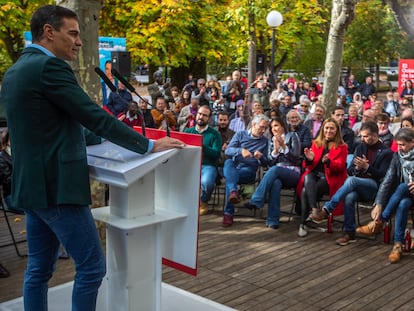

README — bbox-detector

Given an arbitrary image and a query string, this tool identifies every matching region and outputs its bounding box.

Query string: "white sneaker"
[298,224,308,237]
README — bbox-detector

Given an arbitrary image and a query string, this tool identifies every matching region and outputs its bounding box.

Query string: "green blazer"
[0,47,150,210]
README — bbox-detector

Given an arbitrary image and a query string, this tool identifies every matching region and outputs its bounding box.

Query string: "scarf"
[399,147,414,183]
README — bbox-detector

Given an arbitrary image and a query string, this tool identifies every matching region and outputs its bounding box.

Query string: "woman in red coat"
[297,118,348,237]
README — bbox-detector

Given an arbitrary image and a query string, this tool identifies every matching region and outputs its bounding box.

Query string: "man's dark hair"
[155,95,166,103]
[377,113,390,123]
[31,5,78,42]
[218,111,229,118]
[360,121,379,135]
[199,105,212,117]
[331,105,345,115]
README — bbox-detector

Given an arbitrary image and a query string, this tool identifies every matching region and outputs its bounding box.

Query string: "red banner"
[399,59,414,95]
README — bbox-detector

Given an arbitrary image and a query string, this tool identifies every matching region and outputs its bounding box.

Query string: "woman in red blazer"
[297,118,348,237]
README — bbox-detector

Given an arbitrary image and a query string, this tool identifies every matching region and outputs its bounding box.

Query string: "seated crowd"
[99,69,414,264]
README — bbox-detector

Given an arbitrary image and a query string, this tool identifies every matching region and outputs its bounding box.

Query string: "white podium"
[87,140,202,310]
[0,138,235,311]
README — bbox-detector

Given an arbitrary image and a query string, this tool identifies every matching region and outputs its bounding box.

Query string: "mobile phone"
[166,78,171,83]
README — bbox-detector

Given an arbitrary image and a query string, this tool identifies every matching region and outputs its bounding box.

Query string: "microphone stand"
[111,68,171,137]
[95,67,147,137]
[111,68,153,108]
[164,110,171,137]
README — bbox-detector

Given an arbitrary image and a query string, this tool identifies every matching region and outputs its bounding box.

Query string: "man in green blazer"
[0,5,184,311]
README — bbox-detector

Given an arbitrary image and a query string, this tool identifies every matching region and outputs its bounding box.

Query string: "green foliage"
[100,0,329,76]
[343,0,405,69]
[1,0,410,83]
[354,69,371,84]
[399,37,414,59]
[100,0,232,68]
[0,51,12,80]
[0,0,52,76]
[225,0,329,71]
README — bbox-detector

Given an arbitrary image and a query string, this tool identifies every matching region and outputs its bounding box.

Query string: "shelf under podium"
[92,206,186,230]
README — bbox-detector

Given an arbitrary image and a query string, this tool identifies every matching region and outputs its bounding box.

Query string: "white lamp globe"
[266,11,283,28]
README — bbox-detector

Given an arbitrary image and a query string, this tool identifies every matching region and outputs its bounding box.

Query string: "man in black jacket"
[359,76,376,101]
[312,121,393,246]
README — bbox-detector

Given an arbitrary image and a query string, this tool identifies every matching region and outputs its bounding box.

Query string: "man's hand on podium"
[151,136,186,153]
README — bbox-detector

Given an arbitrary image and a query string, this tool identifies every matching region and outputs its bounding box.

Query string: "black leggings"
[301,171,329,224]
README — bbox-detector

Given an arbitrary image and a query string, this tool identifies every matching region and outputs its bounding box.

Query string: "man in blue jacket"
[0,5,184,311]
[222,114,270,227]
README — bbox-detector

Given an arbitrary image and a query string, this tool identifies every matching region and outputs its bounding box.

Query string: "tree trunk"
[247,7,257,86]
[170,58,206,90]
[387,0,414,40]
[375,63,380,89]
[322,0,357,115]
[275,52,289,84]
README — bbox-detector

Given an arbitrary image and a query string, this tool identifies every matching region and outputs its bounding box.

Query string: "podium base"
[0,281,235,311]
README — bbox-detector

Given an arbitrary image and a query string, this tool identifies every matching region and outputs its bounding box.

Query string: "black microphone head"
[111,68,120,76]
[94,67,117,92]
[112,68,135,93]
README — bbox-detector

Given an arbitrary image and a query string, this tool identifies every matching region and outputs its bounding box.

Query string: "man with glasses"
[191,78,211,106]
[297,97,311,122]
[185,106,222,215]
[304,104,325,138]
[222,114,270,227]
[288,110,312,154]
[279,95,294,118]
[352,109,376,137]
[148,70,174,105]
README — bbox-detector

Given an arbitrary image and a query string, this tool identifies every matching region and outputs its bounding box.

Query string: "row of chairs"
[210,175,394,242]
[210,166,298,221]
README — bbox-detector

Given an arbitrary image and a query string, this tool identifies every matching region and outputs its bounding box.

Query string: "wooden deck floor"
[1,198,414,310]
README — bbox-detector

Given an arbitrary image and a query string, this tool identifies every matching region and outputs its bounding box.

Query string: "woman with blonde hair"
[296,118,348,236]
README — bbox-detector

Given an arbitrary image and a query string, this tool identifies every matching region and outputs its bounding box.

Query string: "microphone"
[95,67,147,137]
[111,68,153,108]
[112,68,171,137]
[94,67,116,93]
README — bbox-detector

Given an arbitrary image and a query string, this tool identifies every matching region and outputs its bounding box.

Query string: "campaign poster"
[398,59,414,95]
[24,32,126,70]
[24,32,126,105]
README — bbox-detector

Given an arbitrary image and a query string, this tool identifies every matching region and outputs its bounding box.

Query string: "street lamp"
[266,10,283,86]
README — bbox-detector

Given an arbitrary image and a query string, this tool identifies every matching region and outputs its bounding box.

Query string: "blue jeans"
[381,183,413,244]
[250,166,300,226]
[223,159,257,215]
[324,176,378,233]
[24,205,106,311]
[201,165,217,203]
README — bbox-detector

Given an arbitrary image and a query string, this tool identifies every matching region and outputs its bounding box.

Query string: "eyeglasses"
[198,83,205,86]
[300,105,309,108]
[255,124,268,131]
